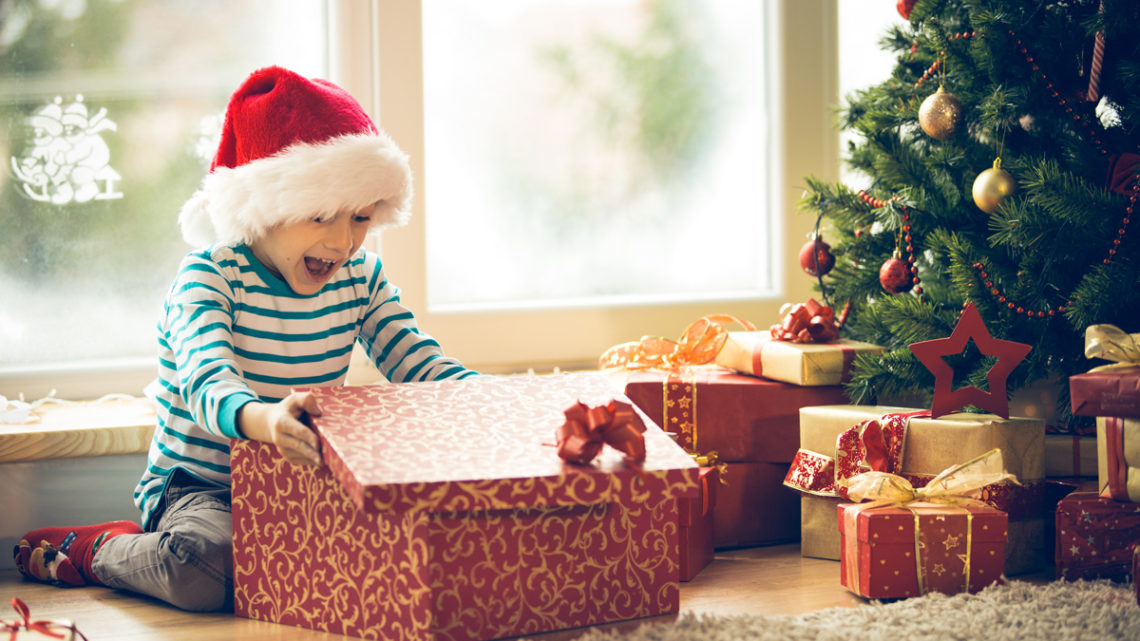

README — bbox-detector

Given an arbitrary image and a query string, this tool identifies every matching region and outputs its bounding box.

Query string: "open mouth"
[304,257,338,280]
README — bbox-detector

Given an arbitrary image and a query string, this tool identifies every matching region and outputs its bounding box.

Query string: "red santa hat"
[178,66,412,247]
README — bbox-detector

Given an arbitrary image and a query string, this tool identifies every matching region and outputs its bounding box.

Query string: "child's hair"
[179,66,412,247]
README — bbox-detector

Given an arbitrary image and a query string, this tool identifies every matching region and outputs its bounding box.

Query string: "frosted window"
[0,0,325,370]
[422,0,776,309]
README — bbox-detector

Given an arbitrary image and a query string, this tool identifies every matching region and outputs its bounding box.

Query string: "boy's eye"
[353,215,373,224]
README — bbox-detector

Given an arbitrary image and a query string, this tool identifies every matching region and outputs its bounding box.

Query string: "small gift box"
[231,372,699,641]
[716,332,884,387]
[1097,416,1140,502]
[1055,491,1140,582]
[837,451,1011,599]
[839,502,1008,599]
[679,466,717,581]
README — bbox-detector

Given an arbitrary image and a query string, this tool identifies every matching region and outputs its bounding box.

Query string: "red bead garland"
[1007,28,1109,157]
[914,32,973,89]
[858,190,925,300]
[970,180,1136,318]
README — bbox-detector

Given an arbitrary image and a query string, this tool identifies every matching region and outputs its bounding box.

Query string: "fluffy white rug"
[576,580,1139,641]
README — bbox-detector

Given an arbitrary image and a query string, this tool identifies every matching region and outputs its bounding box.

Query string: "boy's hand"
[238,393,324,467]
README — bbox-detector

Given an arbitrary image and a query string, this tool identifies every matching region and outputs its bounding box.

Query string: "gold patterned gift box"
[715,331,885,386]
[1096,416,1140,502]
[789,405,1045,575]
[231,372,699,641]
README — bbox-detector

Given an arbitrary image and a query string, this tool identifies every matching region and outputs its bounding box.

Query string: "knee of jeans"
[160,530,233,612]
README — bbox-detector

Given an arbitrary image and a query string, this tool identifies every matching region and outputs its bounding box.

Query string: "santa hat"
[179,66,412,247]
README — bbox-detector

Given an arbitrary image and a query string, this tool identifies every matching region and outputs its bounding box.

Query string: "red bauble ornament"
[879,256,913,294]
[799,238,835,276]
[897,0,917,19]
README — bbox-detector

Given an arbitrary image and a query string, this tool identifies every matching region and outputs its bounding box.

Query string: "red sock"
[14,521,142,587]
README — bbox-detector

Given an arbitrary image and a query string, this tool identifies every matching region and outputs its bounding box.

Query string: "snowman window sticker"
[10,95,124,205]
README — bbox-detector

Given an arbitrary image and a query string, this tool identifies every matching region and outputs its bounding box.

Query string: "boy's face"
[249,209,374,295]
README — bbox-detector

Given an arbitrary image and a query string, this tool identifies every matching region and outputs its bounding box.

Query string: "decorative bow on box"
[555,399,647,466]
[598,314,755,370]
[784,411,924,499]
[1085,324,1140,371]
[769,298,843,343]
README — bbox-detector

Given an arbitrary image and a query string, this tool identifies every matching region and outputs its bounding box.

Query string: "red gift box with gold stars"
[838,501,1007,599]
[230,372,699,641]
[1055,491,1140,582]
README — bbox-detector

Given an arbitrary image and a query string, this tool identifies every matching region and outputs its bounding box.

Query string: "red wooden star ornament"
[909,302,1031,419]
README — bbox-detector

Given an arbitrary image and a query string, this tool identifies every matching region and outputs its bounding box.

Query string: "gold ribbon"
[1085,324,1140,372]
[841,448,1016,596]
[598,314,756,370]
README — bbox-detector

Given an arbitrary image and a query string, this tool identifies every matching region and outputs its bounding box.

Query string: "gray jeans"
[91,468,233,612]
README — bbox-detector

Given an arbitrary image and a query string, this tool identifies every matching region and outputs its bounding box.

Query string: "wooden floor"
[0,543,879,641]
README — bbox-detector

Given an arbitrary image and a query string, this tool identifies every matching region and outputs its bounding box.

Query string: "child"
[13,66,478,611]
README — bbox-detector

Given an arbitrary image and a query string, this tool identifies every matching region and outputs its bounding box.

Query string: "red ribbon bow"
[769,299,841,343]
[555,399,647,466]
[3,598,87,641]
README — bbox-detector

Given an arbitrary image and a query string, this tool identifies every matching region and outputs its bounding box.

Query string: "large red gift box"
[713,461,800,548]
[1055,491,1140,582]
[231,372,699,641]
[679,466,717,581]
[838,502,1007,599]
[622,366,846,549]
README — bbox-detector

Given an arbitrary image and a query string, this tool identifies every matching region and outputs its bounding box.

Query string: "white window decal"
[10,95,123,205]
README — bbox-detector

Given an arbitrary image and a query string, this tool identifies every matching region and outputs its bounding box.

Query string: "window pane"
[0,0,326,370]
[422,0,775,309]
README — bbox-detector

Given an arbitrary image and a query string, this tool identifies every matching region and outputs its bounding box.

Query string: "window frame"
[0,0,839,399]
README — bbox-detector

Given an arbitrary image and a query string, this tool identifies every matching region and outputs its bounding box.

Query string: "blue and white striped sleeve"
[356,253,478,383]
[162,253,259,438]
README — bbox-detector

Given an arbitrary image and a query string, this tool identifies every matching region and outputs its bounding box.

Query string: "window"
[1,0,839,397]
[0,0,326,398]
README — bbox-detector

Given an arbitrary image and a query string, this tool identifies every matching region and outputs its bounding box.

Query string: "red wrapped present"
[679,466,717,581]
[837,451,1012,599]
[1055,491,1140,582]
[622,366,848,462]
[839,502,1007,599]
[231,372,699,641]
[1069,325,1140,417]
[713,461,801,549]
[1097,416,1140,502]
[1135,543,1140,605]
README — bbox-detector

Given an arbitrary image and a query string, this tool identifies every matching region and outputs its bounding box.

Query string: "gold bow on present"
[598,314,756,370]
[1085,324,1140,371]
[843,448,1017,505]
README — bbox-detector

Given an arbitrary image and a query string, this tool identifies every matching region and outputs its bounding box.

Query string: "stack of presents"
[223,302,1140,640]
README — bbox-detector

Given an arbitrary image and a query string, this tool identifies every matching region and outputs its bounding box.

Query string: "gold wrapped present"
[715,332,884,386]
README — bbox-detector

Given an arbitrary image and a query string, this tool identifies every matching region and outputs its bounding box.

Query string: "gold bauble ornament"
[918,85,964,140]
[972,158,1017,214]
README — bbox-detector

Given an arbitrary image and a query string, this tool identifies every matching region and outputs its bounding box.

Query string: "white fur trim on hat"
[179,132,412,247]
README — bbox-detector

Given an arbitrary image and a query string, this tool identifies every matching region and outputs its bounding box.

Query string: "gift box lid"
[838,502,1008,544]
[306,372,699,514]
[718,332,884,381]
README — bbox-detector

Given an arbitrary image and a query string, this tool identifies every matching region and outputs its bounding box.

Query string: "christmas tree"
[801,0,1140,427]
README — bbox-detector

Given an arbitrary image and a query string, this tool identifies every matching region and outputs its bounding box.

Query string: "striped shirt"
[135,242,476,528]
